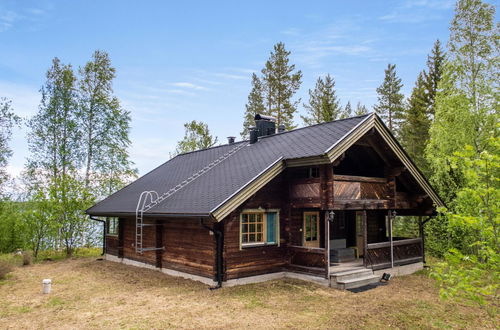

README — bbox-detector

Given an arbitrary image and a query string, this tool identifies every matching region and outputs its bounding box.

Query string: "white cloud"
[213,73,248,80]
[0,5,50,32]
[171,82,208,90]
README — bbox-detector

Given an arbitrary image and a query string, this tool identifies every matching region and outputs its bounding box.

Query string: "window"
[240,210,279,248]
[106,217,119,236]
[303,211,319,247]
[296,167,320,179]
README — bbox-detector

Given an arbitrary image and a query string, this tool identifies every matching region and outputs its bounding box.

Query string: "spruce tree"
[373,64,405,134]
[423,40,445,119]
[241,73,266,138]
[354,102,369,116]
[400,72,431,174]
[260,42,302,130]
[301,74,341,125]
[400,41,445,176]
[340,101,352,119]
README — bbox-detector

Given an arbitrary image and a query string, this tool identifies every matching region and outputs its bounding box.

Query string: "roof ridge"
[176,140,247,157]
[257,113,373,141]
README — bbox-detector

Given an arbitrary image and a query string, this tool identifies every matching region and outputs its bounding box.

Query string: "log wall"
[222,174,287,280]
[107,217,215,279]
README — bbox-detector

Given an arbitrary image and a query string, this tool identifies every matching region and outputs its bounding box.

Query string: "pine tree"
[400,73,431,174]
[354,102,369,116]
[173,120,218,156]
[0,98,20,193]
[260,42,302,130]
[373,64,405,134]
[78,50,136,195]
[301,74,341,125]
[241,73,266,138]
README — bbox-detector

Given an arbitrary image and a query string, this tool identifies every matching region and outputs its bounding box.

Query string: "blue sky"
[1,0,456,177]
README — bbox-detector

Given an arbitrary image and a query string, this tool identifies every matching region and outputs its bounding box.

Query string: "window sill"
[106,234,118,237]
[241,242,278,249]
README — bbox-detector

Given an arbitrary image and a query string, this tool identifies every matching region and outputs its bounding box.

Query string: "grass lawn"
[0,256,497,329]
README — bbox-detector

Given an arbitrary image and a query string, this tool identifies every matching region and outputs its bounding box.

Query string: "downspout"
[89,216,106,256]
[201,218,223,290]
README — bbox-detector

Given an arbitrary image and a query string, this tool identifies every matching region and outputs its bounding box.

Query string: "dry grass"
[0,257,496,329]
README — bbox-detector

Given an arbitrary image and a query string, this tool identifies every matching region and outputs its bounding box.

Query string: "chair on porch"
[330,239,356,263]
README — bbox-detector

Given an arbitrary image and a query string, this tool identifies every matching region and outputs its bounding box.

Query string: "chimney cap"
[254,114,276,122]
[227,136,236,144]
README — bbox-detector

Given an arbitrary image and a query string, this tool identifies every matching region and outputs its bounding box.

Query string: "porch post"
[362,210,367,267]
[389,210,394,268]
[324,212,330,279]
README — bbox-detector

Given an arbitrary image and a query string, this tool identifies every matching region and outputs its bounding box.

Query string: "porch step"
[336,275,380,290]
[330,268,374,282]
[330,268,381,289]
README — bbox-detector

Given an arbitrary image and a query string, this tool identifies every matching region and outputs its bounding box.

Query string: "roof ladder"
[135,191,164,254]
[135,142,247,254]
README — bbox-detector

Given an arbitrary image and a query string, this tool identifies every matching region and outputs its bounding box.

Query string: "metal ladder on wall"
[135,142,248,254]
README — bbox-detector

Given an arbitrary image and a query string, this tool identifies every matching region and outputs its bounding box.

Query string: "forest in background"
[0,0,498,314]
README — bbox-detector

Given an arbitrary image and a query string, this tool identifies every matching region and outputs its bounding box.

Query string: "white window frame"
[239,209,280,249]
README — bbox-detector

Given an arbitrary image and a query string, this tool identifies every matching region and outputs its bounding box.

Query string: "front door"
[303,211,320,247]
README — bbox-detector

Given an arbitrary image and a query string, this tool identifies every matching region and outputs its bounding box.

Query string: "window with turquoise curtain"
[266,212,277,243]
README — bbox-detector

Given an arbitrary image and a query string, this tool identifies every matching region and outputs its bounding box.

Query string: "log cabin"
[86,113,444,289]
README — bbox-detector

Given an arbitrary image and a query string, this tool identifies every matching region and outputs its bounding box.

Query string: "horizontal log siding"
[119,217,215,279]
[222,174,287,280]
[105,235,119,256]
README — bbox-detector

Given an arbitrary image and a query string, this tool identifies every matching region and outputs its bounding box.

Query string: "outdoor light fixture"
[328,210,335,223]
[391,210,397,219]
[380,273,392,282]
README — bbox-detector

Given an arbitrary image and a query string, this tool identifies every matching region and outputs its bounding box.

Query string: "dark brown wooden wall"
[106,217,215,279]
[222,174,287,280]
[106,235,119,256]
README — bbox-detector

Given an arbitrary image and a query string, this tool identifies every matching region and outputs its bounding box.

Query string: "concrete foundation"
[373,262,424,277]
[105,254,422,288]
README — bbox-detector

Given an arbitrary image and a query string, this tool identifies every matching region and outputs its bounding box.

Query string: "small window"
[296,167,320,179]
[240,210,279,248]
[106,217,119,236]
[310,167,320,178]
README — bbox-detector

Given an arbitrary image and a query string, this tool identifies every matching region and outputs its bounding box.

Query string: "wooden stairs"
[329,267,380,290]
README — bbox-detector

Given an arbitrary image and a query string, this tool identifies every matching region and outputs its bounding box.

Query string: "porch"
[286,209,425,287]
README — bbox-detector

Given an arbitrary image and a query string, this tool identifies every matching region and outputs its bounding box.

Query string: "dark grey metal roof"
[87,114,370,216]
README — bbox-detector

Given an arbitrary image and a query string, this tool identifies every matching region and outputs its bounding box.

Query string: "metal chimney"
[249,127,258,144]
[254,114,276,137]
[227,136,235,144]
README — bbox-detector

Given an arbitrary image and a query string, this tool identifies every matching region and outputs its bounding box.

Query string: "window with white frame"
[240,210,279,248]
[106,217,119,236]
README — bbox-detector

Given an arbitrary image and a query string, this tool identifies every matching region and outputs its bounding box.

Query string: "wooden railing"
[365,237,423,270]
[287,245,326,273]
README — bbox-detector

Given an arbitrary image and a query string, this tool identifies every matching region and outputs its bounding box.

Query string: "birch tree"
[78,50,136,196]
